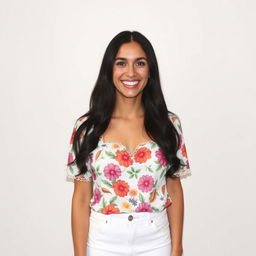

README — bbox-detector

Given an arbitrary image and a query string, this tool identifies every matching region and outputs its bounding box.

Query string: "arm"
[166,177,184,256]
[71,180,93,256]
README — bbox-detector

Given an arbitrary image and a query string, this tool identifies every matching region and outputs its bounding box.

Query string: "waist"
[90,208,167,224]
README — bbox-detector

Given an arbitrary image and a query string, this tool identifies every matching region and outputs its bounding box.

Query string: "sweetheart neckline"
[99,135,156,156]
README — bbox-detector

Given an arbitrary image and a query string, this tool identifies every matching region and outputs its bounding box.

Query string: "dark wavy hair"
[69,30,182,179]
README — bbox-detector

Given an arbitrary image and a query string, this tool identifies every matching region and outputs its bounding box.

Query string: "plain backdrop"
[0,0,255,255]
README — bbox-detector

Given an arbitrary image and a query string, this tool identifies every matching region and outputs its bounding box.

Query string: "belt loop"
[106,214,112,224]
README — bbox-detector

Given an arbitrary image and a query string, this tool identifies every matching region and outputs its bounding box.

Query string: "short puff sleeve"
[65,117,93,183]
[169,113,192,179]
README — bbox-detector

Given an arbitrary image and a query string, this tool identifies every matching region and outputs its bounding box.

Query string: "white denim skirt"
[86,208,171,256]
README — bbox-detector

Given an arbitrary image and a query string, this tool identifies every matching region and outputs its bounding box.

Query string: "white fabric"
[87,208,172,256]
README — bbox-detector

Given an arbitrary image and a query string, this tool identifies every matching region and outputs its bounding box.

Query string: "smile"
[121,80,140,88]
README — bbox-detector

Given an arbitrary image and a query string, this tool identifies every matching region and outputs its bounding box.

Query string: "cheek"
[137,67,149,78]
[113,68,124,80]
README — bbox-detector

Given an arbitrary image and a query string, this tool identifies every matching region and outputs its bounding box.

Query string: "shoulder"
[73,115,89,130]
[167,111,183,133]
[168,111,181,124]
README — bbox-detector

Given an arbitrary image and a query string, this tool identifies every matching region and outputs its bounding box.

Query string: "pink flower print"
[91,167,96,181]
[135,202,153,212]
[91,188,101,206]
[138,175,154,192]
[89,152,94,162]
[178,134,182,149]
[155,149,167,166]
[67,152,74,165]
[104,163,122,180]
[86,152,93,164]
[186,160,190,169]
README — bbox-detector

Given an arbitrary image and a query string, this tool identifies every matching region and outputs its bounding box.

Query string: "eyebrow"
[114,57,147,61]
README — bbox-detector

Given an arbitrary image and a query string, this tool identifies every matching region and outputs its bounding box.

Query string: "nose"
[126,64,136,77]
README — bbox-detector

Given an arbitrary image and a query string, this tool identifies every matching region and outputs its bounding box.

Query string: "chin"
[116,87,144,98]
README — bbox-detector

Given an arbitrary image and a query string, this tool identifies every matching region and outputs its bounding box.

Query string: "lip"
[121,80,140,89]
[121,80,140,82]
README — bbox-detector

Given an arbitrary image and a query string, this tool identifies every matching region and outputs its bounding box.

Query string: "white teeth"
[122,81,139,86]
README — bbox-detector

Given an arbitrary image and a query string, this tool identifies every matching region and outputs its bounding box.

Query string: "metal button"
[128,215,133,221]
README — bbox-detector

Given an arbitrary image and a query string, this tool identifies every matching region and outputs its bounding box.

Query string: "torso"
[81,113,176,214]
[101,115,154,156]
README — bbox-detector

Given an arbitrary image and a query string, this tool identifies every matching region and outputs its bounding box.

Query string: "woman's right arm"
[71,180,93,256]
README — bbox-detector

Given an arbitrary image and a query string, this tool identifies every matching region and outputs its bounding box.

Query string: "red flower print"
[155,149,167,166]
[101,188,111,193]
[138,175,154,192]
[181,144,188,158]
[171,116,177,122]
[104,163,121,180]
[70,128,76,145]
[95,150,102,160]
[161,184,166,195]
[113,180,130,197]
[91,188,101,206]
[149,189,157,203]
[135,202,153,212]
[129,189,138,197]
[165,198,172,208]
[101,204,120,214]
[115,151,133,167]
[78,116,86,122]
[134,147,151,163]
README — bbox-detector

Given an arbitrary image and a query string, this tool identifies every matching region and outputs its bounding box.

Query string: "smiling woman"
[112,41,150,97]
[65,30,191,256]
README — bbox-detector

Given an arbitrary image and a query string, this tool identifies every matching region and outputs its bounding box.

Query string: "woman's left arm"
[166,177,184,256]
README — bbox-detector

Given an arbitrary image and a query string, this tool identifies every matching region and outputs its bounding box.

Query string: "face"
[112,41,150,98]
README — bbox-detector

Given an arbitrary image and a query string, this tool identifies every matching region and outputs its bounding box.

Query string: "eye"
[136,61,146,66]
[115,61,126,67]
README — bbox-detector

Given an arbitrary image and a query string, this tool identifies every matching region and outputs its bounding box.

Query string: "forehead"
[115,41,147,59]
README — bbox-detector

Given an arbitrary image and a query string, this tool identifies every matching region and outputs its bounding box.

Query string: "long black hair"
[69,30,182,179]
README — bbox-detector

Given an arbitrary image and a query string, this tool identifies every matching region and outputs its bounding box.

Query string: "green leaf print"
[109,196,117,204]
[127,167,141,179]
[139,193,145,203]
[179,159,186,168]
[150,143,157,149]
[160,169,166,179]
[105,151,116,158]
[70,165,74,174]
[127,170,133,175]
[102,179,113,188]
[156,163,162,171]
[111,178,117,184]
[95,166,102,176]
[102,198,107,208]
[151,207,160,212]
[153,179,158,188]
[147,166,153,173]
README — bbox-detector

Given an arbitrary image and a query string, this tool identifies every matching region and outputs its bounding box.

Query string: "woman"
[65,30,191,256]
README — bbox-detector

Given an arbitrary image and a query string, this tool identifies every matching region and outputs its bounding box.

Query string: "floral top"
[65,112,191,214]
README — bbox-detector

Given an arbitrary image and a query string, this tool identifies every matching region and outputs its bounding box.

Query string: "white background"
[0,0,255,255]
